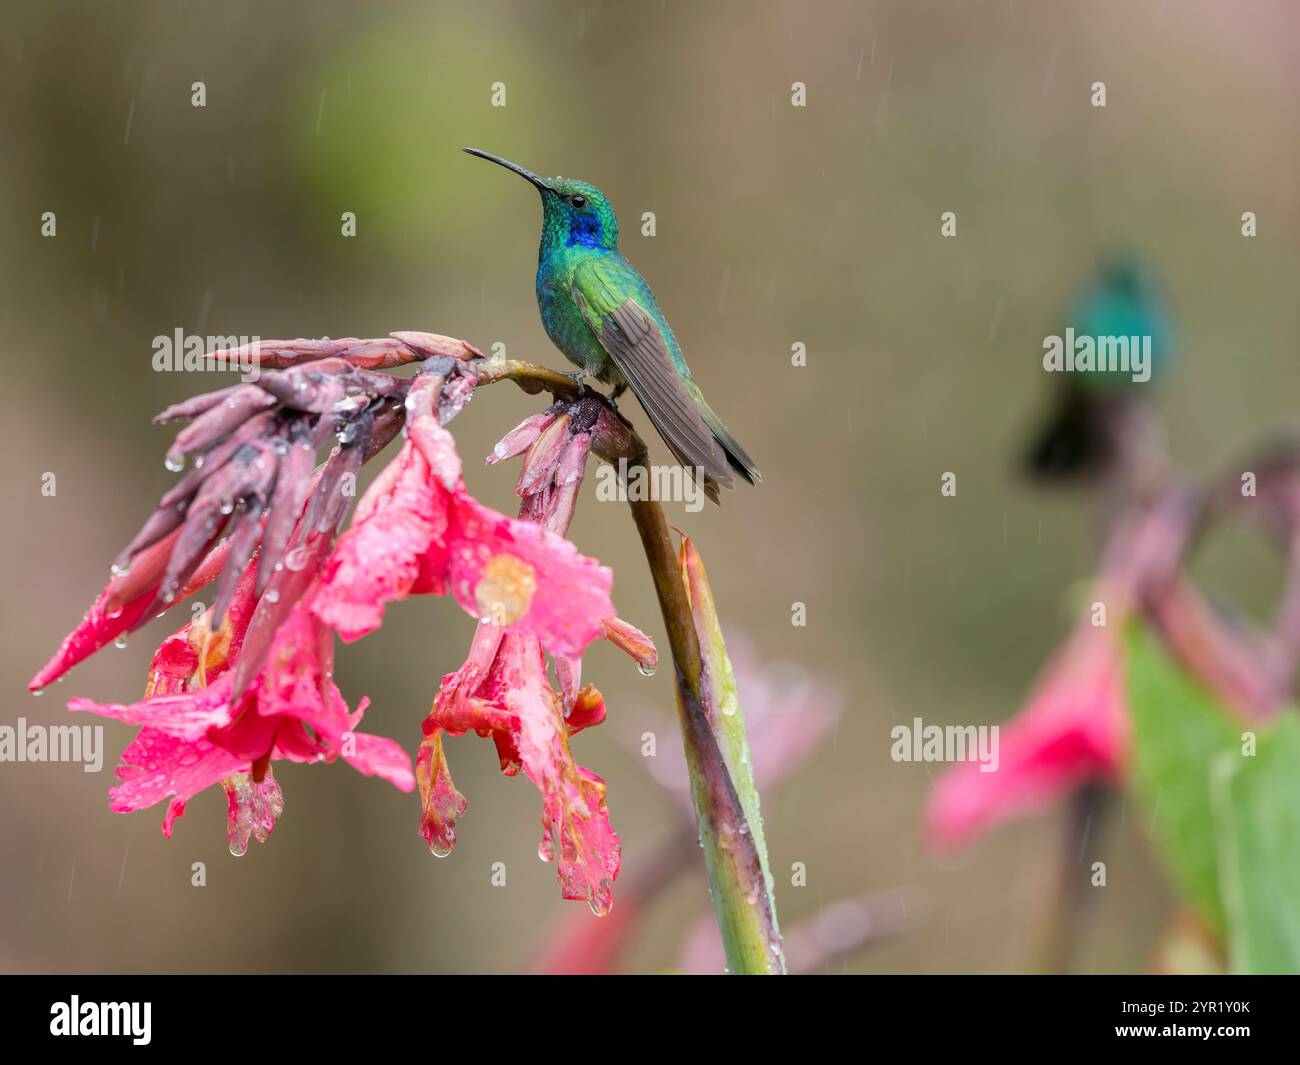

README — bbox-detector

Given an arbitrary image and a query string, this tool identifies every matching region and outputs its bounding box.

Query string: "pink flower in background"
[925,617,1128,849]
[923,499,1190,849]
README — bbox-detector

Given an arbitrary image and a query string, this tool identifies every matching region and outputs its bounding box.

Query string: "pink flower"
[310,376,614,656]
[415,396,656,913]
[417,621,621,915]
[921,501,1193,850]
[39,353,640,893]
[70,569,414,846]
[925,618,1128,849]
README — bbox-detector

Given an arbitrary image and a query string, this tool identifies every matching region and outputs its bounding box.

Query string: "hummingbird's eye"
[570,195,587,209]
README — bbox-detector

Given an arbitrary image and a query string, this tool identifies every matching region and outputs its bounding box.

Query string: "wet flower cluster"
[32,335,654,912]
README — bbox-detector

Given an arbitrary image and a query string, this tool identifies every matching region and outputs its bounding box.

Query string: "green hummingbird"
[1024,252,1172,480]
[464,148,760,503]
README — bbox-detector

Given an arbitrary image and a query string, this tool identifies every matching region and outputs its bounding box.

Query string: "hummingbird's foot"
[563,369,587,395]
[606,382,627,412]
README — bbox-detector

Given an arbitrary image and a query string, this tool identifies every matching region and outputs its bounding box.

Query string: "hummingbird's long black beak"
[462,148,552,193]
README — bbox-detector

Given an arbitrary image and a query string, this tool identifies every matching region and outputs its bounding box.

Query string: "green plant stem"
[626,447,784,974]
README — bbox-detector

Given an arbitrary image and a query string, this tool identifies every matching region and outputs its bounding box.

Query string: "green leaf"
[1211,714,1300,973]
[1125,622,1240,933]
[681,537,784,974]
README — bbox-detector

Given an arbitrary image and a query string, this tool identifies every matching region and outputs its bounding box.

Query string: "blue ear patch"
[567,210,603,247]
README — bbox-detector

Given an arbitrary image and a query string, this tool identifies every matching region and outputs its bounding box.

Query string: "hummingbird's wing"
[572,257,735,502]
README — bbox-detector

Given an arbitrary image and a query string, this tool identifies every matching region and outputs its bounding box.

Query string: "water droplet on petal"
[637,662,656,677]
[164,455,185,473]
[588,879,614,917]
[114,634,129,650]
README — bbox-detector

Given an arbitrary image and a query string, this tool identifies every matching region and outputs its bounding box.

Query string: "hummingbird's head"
[463,148,619,251]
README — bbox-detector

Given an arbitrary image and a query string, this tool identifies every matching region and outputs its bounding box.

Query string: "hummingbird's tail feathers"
[576,288,736,490]
[697,396,761,486]
[1023,386,1115,482]
[570,262,758,502]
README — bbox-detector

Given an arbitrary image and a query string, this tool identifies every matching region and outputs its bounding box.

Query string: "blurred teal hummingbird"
[464,148,760,503]
[1025,252,1172,480]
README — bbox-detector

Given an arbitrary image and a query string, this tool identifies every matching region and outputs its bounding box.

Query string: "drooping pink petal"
[490,635,620,913]
[343,732,416,791]
[109,727,245,835]
[69,681,239,740]
[925,621,1128,849]
[422,629,620,909]
[416,732,471,856]
[223,770,286,855]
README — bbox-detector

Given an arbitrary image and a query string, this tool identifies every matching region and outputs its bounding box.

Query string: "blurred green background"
[1,0,1296,973]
